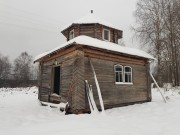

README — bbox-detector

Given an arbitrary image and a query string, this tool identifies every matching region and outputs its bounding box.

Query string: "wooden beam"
[150,72,167,103]
[89,58,105,112]
[85,80,98,113]
[84,47,145,66]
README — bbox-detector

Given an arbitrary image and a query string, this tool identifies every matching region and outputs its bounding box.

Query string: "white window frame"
[103,28,110,41]
[114,65,123,84]
[114,65,133,85]
[69,29,74,40]
[124,66,133,84]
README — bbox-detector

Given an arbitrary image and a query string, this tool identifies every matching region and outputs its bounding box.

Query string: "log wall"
[38,44,151,113]
[62,24,122,44]
[38,61,51,102]
[70,50,85,112]
[38,48,86,112]
[84,54,150,110]
[38,50,76,103]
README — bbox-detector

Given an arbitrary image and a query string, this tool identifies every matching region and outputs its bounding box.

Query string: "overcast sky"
[0,0,139,61]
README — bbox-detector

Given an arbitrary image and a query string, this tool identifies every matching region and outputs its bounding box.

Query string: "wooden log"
[84,56,149,109]
[90,59,105,112]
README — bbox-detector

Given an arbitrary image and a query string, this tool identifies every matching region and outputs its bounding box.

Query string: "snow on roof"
[34,35,155,62]
[61,13,121,31]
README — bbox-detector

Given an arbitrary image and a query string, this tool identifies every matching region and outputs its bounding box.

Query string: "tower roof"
[61,13,121,32]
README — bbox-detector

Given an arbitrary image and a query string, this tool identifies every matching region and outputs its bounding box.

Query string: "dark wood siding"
[146,62,152,101]
[38,49,86,112]
[79,24,103,40]
[84,56,149,110]
[79,24,95,38]
[39,61,52,102]
[38,45,151,113]
[39,50,78,104]
[62,24,122,44]
[70,50,85,111]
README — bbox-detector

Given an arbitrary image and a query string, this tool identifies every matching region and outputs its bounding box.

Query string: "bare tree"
[30,63,39,81]
[0,53,11,87]
[133,0,180,86]
[133,0,165,84]
[13,52,33,86]
[159,0,180,85]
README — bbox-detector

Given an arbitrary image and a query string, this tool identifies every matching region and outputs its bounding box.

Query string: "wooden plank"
[83,47,145,65]
[39,50,79,105]
[62,23,122,44]
[41,45,77,62]
[40,94,49,102]
[84,57,149,110]
[70,50,85,112]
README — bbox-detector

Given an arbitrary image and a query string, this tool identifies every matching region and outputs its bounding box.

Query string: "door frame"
[51,64,61,95]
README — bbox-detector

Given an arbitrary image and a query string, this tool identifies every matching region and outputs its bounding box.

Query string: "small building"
[34,12,154,114]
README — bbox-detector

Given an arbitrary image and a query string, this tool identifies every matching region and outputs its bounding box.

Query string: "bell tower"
[61,12,123,44]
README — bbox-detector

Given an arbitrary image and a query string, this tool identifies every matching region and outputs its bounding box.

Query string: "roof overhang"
[34,36,155,63]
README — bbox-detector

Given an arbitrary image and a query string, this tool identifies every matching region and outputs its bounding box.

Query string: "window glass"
[124,67,132,83]
[125,67,131,72]
[115,65,123,83]
[103,29,110,41]
[119,72,123,82]
[115,66,122,71]
[116,72,119,82]
[69,30,74,40]
[115,65,133,84]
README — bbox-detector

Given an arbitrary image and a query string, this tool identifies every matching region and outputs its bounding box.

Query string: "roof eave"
[78,43,155,61]
[34,42,77,63]
[61,23,122,34]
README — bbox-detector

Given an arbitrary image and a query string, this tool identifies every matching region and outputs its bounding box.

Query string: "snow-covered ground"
[0,87,180,135]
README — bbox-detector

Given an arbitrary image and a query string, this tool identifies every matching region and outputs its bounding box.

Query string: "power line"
[0,1,62,23]
[0,21,58,33]
[0,13,58,31]
[0,1,64,29]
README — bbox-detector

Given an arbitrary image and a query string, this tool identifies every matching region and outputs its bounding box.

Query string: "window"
[124,66,132,83]
[103,29,110,41]
[115,65,123,83]
[69,29,74,40]
[114,65,133,84]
